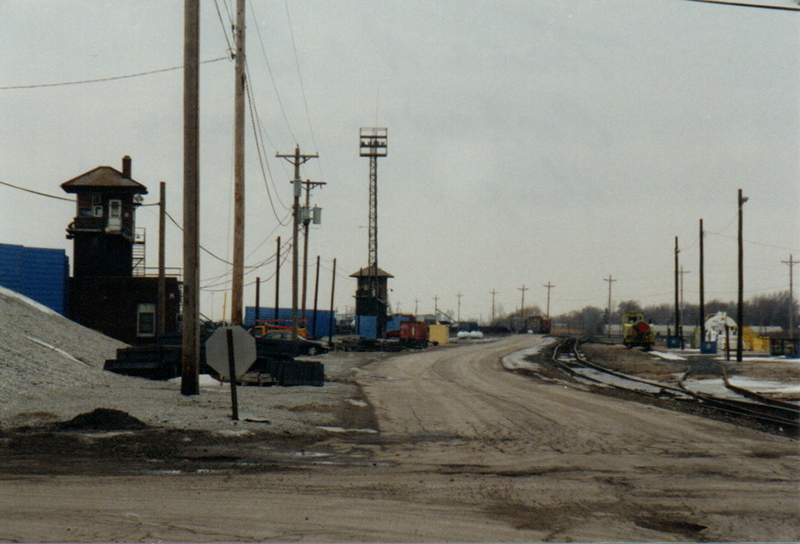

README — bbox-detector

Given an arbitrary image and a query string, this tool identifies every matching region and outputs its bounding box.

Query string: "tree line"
[548,291,798,335]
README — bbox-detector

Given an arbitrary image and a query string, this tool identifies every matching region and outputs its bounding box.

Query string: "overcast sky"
[1,0,798,323]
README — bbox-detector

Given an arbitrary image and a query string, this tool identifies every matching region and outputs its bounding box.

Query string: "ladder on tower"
[132,227,146,276]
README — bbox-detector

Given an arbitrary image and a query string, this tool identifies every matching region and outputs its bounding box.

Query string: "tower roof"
[61,166,148,194]
[350,265,394,278]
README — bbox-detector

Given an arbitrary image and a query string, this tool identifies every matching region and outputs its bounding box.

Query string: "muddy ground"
[1,336,798,543]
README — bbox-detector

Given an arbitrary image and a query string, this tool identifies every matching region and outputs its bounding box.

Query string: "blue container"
[700,341,717,354]
[666,337,681,349]
[245,306,335,337]
[355,315,378,339]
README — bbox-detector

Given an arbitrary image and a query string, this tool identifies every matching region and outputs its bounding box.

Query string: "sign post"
[226,328,239,420]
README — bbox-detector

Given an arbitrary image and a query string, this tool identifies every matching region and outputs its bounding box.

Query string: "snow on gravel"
[0,287,365,434]
[649,350,687,361]
[501,336,556,371]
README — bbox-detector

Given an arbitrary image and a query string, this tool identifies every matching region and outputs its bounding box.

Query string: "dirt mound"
[57,408,148,431]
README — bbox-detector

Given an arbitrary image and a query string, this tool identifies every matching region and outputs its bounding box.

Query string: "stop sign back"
[205,326,257,379]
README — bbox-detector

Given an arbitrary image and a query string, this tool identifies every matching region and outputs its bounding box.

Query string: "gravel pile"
[0,287,371,434]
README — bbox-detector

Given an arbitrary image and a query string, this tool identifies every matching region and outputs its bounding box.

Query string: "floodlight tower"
[359,127,388,335]
[360,128,387,272]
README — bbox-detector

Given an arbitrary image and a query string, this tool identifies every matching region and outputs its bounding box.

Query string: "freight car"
[622,312,654,350]
[399,320,429,348]
[527,315,552,334]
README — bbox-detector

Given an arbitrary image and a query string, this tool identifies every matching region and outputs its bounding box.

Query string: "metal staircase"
[132,227,146,276]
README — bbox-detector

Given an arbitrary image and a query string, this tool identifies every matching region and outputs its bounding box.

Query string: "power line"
[245,75,291,225]
[250,0,297,144]
[0,56,229,91]
[284,0,322,164]
[0,179,74,202]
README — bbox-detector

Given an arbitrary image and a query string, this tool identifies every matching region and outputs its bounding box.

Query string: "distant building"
[62,156,180,344]
[0,243,69,315]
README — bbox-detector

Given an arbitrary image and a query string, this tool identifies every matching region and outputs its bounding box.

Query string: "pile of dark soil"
[56,408,148,431]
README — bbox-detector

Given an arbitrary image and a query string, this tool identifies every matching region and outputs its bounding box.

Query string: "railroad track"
[551,337,800,437]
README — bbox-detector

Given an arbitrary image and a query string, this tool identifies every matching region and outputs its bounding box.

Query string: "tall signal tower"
[355,127,389,337]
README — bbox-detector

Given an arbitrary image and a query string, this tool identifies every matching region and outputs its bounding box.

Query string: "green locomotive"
[622,312,654,350]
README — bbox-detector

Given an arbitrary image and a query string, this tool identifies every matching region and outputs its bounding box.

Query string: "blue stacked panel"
[0,243,69,315]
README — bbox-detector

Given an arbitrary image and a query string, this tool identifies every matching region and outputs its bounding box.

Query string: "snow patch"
[317,426,377,434]
[502,337,556,371]
[650,350,687,361]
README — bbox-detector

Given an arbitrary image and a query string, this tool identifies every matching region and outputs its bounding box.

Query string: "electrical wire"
[213,0,235,56]
[0,57,229,91]
[0,180,75,202]
[245,75,291,225]
[249,0,298,144]
[283,0,322,161]
[164,210,235,266]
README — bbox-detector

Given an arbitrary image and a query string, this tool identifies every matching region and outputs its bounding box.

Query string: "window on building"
[137,303,156,337]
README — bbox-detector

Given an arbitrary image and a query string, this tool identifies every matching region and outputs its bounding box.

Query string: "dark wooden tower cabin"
[350,265,393,337]
[62,156,180,344]
[62,155,145,277]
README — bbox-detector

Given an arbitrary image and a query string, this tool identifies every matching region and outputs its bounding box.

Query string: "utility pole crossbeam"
[276,146,319,341]
[604,275,616,338]
[783,255,799,339]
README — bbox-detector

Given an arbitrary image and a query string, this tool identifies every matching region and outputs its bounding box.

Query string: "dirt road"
[2,335,798,542]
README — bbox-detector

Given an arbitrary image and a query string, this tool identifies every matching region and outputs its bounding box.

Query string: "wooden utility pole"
[255,277,261,323]
[274,236,281,320]
[276,146,318,341]
[157,181,166,337]
[181,0,200,396]
[674,237,682,348]
[312,255,320,337]
[328,258,337,347]
[518,284,528,314]
[604,275,616,338]
[230,0,246,326]
[489,289,498,325]
[456,292,463,324]
[300,179,326,320]
[544,282,555,318]
[679,267,690,324]
[783,254,798,338]
[433,295,439,321]
[737,189,747,362]
[699,219,705,342]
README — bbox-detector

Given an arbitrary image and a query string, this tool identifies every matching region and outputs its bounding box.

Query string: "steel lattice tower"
[359,128,387,282]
